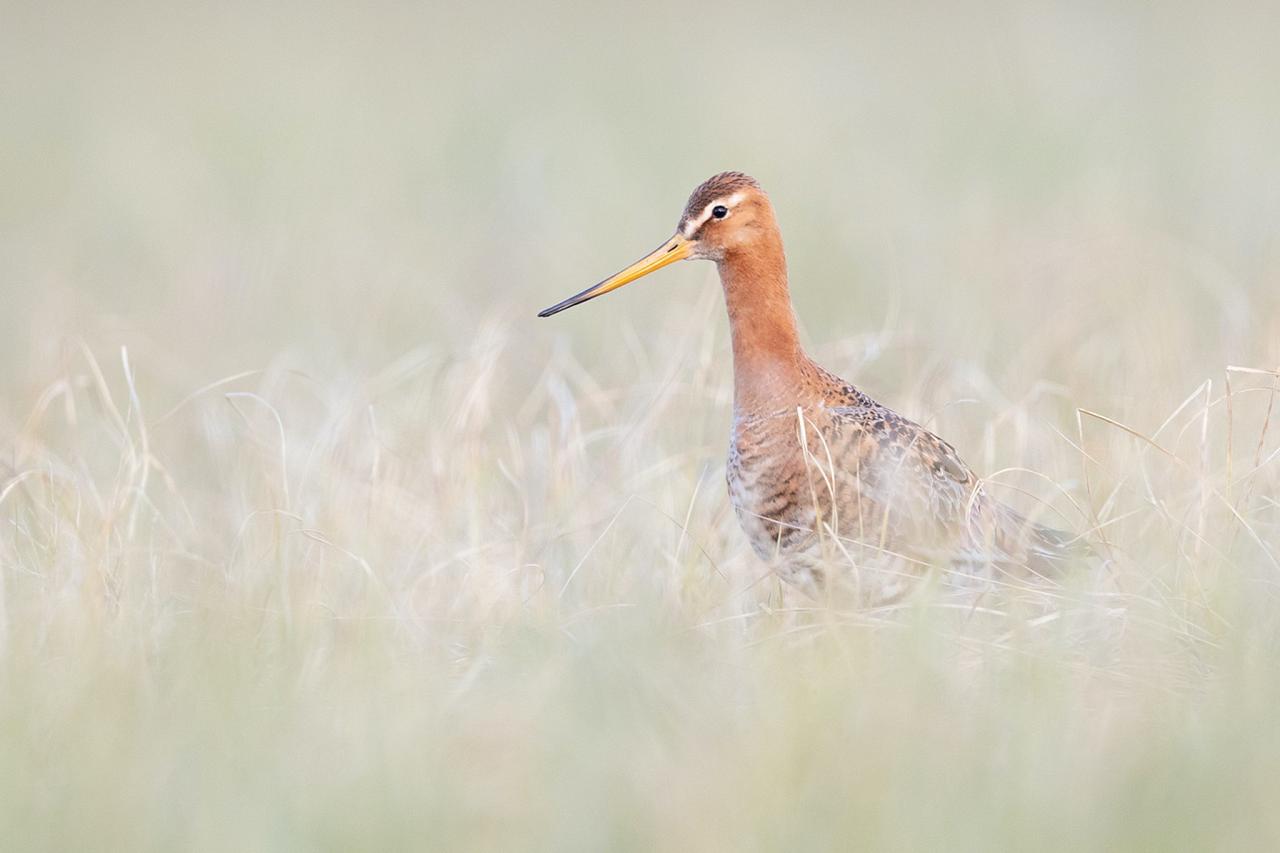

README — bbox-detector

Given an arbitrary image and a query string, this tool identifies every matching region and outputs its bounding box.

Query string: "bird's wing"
[819,404,981,557]
[825,404,1091,575]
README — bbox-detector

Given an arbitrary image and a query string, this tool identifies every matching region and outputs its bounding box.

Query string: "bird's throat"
[717,238,808,413]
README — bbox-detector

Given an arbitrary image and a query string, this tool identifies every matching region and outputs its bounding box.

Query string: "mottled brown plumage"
[540,172,1089,596]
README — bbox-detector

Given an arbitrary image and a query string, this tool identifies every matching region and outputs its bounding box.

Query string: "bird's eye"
[712,205,729,219]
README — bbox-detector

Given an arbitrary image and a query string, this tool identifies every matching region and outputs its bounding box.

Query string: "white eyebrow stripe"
[682,208,712,238]
[682,192,746,238]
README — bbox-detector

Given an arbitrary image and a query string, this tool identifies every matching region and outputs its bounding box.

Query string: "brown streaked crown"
[679,171,762,228]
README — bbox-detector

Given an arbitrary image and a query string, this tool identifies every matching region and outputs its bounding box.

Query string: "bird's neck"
[717,232,810,414]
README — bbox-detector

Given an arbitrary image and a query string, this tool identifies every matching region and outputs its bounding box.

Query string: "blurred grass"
[2,0,1280,849]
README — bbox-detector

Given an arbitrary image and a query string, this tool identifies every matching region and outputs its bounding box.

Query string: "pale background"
[2,2,1279,849]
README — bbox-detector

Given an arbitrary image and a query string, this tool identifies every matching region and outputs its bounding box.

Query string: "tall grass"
[2,1,1279,849]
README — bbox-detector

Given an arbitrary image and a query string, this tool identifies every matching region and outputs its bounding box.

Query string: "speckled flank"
[727,361,1010,587]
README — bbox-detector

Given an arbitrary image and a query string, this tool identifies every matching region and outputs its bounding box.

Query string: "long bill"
[537,234,693,317]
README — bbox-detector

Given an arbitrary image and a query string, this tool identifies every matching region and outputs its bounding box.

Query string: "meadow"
[2,2,1280,849]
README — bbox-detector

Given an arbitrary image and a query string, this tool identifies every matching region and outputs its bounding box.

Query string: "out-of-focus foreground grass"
[2,1,1280,849]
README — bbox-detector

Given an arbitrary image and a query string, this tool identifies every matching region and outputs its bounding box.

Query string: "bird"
[539,172,1089,598]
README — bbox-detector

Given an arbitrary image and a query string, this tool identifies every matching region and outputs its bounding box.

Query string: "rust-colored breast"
[725,365,994,587]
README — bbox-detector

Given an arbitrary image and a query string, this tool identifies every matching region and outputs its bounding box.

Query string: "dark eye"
[712,205,728,219]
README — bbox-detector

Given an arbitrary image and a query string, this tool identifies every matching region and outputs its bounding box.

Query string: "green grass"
[2,1,1280,849]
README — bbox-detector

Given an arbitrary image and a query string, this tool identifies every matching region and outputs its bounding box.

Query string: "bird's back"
[727,361,1087,594]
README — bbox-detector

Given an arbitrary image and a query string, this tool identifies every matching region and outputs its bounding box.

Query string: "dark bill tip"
[536,284,604,318]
